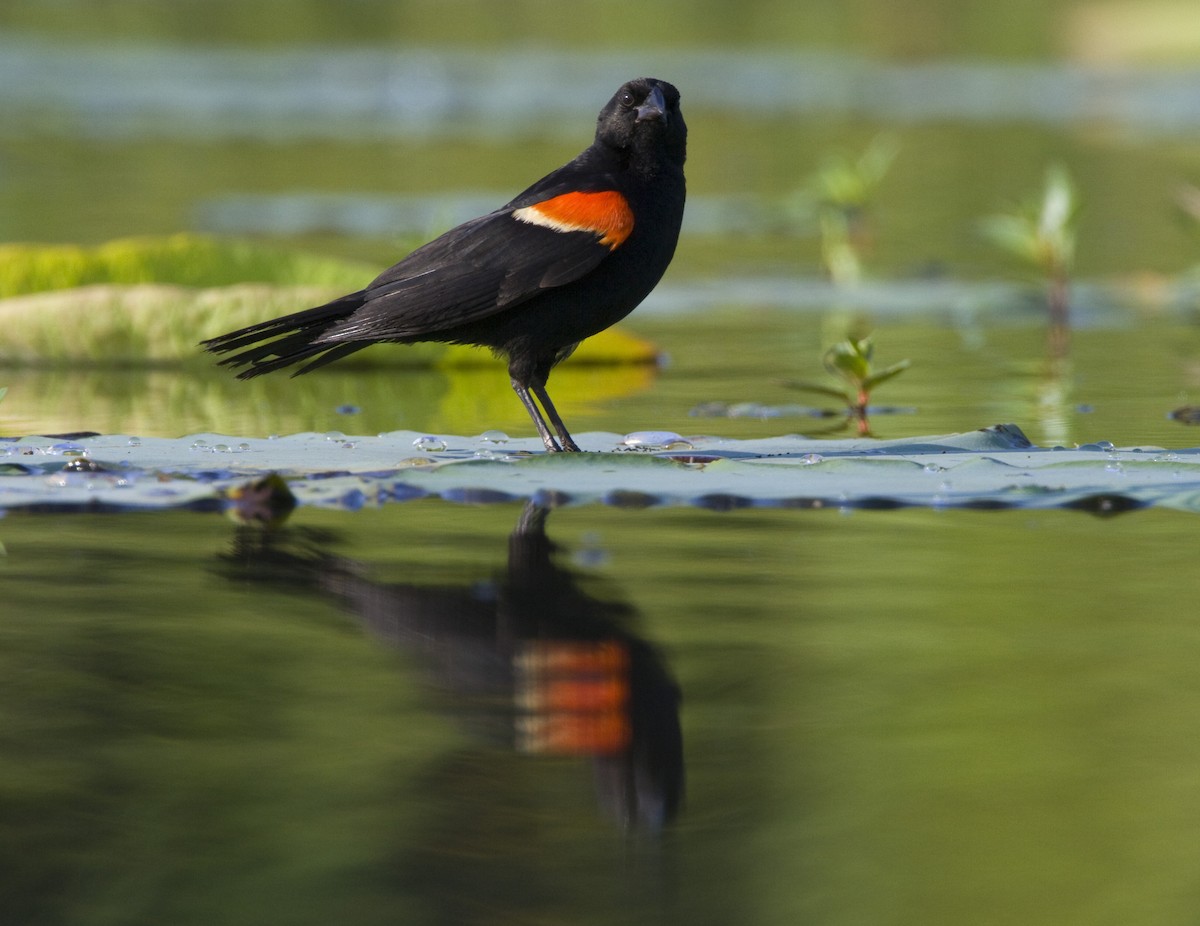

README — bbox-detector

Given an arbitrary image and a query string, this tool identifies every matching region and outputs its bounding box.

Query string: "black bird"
[202,77,687,452]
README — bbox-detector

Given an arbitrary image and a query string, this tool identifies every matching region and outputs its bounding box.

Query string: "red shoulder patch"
[512,191,634,250]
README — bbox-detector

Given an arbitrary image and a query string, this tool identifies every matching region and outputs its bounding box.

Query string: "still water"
[4,497,1200,924]
[6,2,1200,922]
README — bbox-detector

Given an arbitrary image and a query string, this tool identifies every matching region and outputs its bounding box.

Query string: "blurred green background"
[4,0,1200,444]
[6,5,1200,925]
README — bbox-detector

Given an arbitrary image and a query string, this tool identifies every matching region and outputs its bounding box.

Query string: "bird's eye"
[619,90,636,108]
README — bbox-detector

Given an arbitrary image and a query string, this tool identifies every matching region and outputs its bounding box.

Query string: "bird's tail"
[201,291,370,379]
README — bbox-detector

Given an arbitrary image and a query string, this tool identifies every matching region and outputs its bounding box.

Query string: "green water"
[6,2,1200,923]
[4,502,1200,925]
[6,312,1199,450]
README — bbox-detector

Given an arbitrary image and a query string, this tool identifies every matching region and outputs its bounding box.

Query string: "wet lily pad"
[0,234,374,298]
[0,283,659,367]
[0,235,662,368]
[3,424,1200,514]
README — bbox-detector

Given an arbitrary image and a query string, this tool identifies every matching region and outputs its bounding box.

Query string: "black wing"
[315,167,631,344]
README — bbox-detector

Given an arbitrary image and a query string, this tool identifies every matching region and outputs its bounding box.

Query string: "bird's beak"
[636,86,667,123]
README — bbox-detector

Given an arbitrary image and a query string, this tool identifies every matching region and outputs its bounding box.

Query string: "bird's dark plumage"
[202,78,687,451]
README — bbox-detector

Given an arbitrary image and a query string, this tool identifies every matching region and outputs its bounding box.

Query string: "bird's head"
[595,78,687,170]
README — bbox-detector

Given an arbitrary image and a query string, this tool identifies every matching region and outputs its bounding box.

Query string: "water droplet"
[190,439,209,451]
[340,441,358,450]
[214,443,231,453]
[619,430,693,451]
[324,431,346,441]
[801,453,824,465]
[923,463,947,473]
[237,442,251,452]
[1105,462,1125,474]
[126,437,142,448]
[413,435,447,452]
[62,458,106,473]
[46,441,86,456]
[479,429,510,444]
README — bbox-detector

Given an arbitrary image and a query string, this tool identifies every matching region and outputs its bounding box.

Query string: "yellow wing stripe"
[512,191,635,250]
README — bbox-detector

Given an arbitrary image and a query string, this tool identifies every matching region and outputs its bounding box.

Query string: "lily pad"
[0,283,660,367]
[3,424,1199,515]
[0,234,374,297]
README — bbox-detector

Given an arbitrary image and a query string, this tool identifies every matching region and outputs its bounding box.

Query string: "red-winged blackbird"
[202,77,687,452]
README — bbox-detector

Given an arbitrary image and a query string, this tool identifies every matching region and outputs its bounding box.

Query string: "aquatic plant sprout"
[980,164,1078,345]
[778,334,911,436]
[789,134,900,285]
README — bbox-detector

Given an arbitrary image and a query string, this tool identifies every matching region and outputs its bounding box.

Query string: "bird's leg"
[531,383,581,452]
[511,379,563,452]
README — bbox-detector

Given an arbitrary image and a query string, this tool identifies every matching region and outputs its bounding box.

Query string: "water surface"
[3,500,1199,924]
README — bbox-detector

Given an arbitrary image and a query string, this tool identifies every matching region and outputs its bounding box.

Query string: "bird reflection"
[220,501,684,831]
